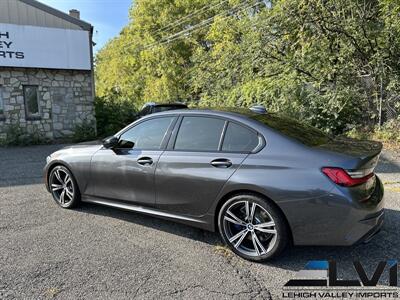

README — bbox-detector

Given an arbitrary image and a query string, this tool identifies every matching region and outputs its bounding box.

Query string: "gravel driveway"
[0,145,399,299]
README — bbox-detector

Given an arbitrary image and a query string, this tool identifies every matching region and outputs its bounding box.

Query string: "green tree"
[95,0,400,133]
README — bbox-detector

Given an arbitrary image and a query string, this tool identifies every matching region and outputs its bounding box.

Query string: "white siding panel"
[36,9,46,27]
[8,0,20,24]
[0,0,83,30]
[27,3,38,25]
[17,1,29,25]
[0,1,10,23]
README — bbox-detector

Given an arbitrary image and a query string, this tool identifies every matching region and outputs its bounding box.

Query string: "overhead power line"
[120,0,264,54]
[144,0,253,49]
[152,0,230,37]
[119,1,231,51]
[144,1,264,50]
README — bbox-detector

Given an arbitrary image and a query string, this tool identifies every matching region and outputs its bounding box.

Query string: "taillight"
[322,167,374,187]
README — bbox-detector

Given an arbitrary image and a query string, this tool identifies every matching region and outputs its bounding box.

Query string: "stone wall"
[0,67,95,141]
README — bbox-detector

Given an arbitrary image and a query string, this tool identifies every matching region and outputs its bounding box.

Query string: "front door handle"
[137,157,153,166]
[211,158,232,168]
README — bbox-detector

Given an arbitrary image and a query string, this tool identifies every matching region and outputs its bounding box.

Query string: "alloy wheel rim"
[51,169,74,205]
[222,200,277,257]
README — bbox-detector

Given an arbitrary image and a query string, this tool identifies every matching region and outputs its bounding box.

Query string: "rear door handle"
[211,159,232,168]
[137,157,153,166]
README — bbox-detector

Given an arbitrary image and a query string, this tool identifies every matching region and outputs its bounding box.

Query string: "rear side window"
[174,117,225,151]
[222,122,259,152]
[208,108,332,147]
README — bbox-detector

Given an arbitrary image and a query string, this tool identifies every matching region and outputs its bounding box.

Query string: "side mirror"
[102,136,119,149]
[118,140,135,149]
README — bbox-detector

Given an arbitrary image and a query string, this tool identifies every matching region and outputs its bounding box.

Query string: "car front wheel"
[49,165,81,209]
[218,194,289,261]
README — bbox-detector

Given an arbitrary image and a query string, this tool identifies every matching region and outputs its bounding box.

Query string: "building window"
[0,87,4,115]
[24,86,40,120]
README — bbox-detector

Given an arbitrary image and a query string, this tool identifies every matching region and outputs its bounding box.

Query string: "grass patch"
[44,287,61,299]
[386,187,400,193]
[346,120,400,150]
[384,181,400,185]
[214,245,234,258]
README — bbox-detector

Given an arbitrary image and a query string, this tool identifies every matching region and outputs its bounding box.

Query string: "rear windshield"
[153,105,187,113]
[249,113,332,146]
[212,108,332,147]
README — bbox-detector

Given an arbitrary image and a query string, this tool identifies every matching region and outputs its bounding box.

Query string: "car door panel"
[154,116,256,216]
[155,151,248,216]
[88,116,176,206]
[90,149,162,205]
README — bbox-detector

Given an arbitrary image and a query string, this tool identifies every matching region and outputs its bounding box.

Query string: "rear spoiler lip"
[317,138,382,156]
[355,152,381,171]
[315,139,382,170]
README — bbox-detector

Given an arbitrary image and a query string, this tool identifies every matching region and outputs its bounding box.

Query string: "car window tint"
[174,117,225,151]
[208,108,332,146]
[222,122,259,152]
[120,117,174,150]
[153,106,184,113]
[138,106,151,117]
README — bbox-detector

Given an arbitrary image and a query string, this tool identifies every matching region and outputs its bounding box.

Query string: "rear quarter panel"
[208,128,363,245]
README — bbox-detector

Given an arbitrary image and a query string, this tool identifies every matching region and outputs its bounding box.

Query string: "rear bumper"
[352,209,385,245]
[289,176,385,246]
[361,210,384,243]
[345,176,385,245]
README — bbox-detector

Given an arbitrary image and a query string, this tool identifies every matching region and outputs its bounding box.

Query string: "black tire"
[218,194,289,262]
[49,165,81,209]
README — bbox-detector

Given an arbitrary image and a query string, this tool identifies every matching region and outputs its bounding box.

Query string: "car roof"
[155,103,187,106]
[143,102,187,107]
[148,108,254,119]
[138,108,261,128]
[147,108,332,147]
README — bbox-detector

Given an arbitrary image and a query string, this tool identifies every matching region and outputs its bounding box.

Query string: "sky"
[39,0,132,52]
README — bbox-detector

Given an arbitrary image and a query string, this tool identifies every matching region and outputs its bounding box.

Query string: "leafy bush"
[95,93,138,138]
[1,124,48,146]
[346,120,400,145]
[73,121,97,143]
[371,120,400,144]
[1,124,25,146]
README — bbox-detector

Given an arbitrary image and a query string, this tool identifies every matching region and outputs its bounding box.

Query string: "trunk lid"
[317,137,383,202]
[318,136,382,157]
[317,137,382,170]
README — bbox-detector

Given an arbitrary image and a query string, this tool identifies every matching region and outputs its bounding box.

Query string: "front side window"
[120,117,174,150]
[24,86,40,119]
[174,117,225,151]
[222,122,260,152]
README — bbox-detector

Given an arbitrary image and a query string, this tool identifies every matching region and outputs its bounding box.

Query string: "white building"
[0,0,95,142]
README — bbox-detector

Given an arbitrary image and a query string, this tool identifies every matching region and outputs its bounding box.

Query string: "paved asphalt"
[0,145,399,299]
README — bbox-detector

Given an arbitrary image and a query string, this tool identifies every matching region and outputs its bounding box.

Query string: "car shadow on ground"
[75,202,399,282]
[74,202,222,245]
[267,208,399,281]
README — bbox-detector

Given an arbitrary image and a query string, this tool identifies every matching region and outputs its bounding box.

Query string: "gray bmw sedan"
[44,108,384,261]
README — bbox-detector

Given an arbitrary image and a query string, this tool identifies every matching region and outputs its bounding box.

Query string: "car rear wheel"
[49,165,81,208]
[218,194,289,261]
